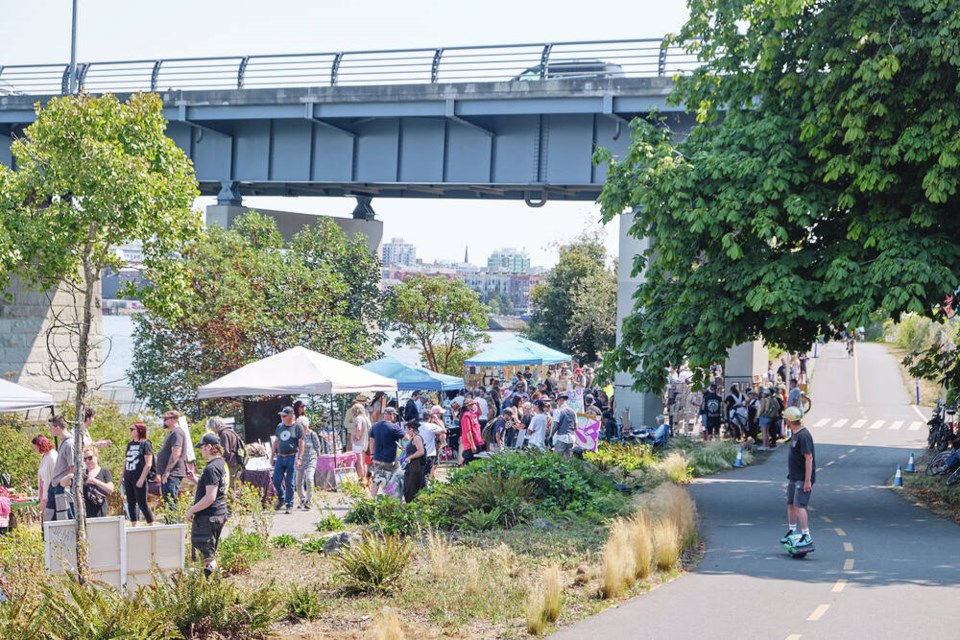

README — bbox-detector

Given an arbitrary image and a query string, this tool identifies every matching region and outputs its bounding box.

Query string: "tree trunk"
[71,249,97,584]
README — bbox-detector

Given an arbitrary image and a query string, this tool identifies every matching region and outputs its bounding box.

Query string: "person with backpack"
[758,387,782,449]
[208,417,245,494]
[123,421,155,526]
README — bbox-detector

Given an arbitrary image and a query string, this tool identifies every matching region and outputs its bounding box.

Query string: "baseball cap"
[278,406,294,416]
[557,392,569,400]
[783,407,803,422]
[195,432,220,448]
[383,407,398,414]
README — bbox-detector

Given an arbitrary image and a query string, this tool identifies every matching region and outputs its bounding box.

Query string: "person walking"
[421,407,446,480]
[31,435,57,521]
[780,407,816,548]
[123,422,155,526]
[402,420,426,502]
[553,393,577,458]
[460,398,484,465]
[46,416,76,521]
[369,407,405,497]
[208,417,244,494]
[185,433,229,576]
[157,410,187,512]
[271,406,304,514]
[295,413,322,510]
[349,403,372,486]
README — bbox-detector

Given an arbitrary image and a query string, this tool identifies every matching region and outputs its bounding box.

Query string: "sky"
[1,0,690,268]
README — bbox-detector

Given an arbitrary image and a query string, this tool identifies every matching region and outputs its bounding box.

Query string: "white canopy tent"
[196,346,397,399]
[0,379,55,413]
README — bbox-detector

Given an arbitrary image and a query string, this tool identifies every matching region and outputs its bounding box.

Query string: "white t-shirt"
[527,414,547,448]
[477,397,489,420]
[38,450,58,501]
[419,421,445,457]
[178,417,196,464]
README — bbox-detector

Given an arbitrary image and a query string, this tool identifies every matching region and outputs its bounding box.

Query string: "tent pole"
[330,395,337,492]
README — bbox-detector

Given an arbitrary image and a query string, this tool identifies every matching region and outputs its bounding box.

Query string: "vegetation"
[526,230,616,363]
[130,211,383,415]
[597,0,960,392]
[284,583,324,620]
[316,513,345,532]
[217,529,272,575]
[330,535,414,595]
[384,273,490,375]
[481,289,515,316]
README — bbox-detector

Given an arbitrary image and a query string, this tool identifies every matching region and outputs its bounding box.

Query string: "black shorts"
[191,513,227,563]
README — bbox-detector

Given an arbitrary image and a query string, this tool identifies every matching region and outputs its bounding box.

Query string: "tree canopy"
[130,211,384,414]
[598,0,960,391]
[384,274,489,375]
[526,231,617,363]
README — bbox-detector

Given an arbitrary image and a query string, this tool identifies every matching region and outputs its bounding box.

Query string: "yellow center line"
[808,604,830,621]
[834,527,846,536]
[832,579,848,593]
[843,542,854,552]
[843,559,855,571]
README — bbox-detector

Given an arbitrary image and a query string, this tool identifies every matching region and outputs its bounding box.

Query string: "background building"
[487,248,531,273]
[382,238,417,266]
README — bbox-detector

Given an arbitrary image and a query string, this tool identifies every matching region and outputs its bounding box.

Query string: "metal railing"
[0,38,697,96]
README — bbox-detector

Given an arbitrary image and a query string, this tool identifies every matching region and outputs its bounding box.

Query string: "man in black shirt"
[185,433,229,576]
[780,407,815,548]
[701,384,723,440]
[403,390,421,423]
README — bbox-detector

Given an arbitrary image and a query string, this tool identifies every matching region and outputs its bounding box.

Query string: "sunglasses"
[84,456,94,461]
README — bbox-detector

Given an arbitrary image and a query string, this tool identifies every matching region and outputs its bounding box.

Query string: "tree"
[526,231,616,362]
[481,290,515,316]
[385,274,490,375]
[0,93,200,580]
[596,0,960,392]
[130,211,384,414]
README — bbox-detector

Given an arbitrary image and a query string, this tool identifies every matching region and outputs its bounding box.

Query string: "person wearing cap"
[553,393,577,458]
[157,410,188,513]
[460,398,484,465]
[271,406,304,514]
[369,407,405,497]
[780,406,815,549]
[185,433,229,576]
[584,394,602,420]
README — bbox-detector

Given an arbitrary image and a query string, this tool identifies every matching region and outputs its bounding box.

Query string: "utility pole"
[69,0,78,93]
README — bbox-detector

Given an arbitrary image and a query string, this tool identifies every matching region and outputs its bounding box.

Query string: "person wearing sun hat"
[781,406,815,549]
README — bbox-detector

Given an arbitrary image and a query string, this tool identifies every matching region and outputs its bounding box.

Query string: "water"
[101,314,516,386]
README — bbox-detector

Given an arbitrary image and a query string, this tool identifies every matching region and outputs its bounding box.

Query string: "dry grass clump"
[542,563,562,623]
[464,556,484,597]
[373,607,406,640]
[600,519,634,599]
[657,452,694,484]
[525,586,548,635]
[643,482,698,548]
[651,518,681,570]
[627,512,653,580]
[425,530,450,580]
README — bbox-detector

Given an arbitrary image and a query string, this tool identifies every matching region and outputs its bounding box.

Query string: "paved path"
[554,341,960,639]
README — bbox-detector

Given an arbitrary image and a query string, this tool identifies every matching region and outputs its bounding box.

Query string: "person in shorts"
[780,406,815,548]
[185,433,229,576]
[369,407,405,497]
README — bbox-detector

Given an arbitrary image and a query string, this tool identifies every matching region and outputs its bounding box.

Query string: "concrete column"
[614,211,663,428]
[725,340,768,388]
[0,277,104,403]
[205,204,384,259]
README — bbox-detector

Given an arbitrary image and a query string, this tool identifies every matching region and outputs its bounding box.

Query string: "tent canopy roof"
[0,379,55,413]
[360,356,464,391]
[464,336,571,367]
[196,346,397,399]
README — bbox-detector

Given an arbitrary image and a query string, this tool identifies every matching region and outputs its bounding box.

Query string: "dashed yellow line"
[834,527,847,536]
[808,604,830,621]
[843,559,855,571]
[843,542,854,552]
[832,579,847,593]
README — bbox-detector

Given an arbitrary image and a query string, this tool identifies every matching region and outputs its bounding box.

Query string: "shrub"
[345,495,449,536]
[317,513,345,532]
[459,507,503,532]
[145,568,282,639]
[299,537,327,555]
[331,535,413,595]
[218,529,271,575]
[542,563,562,623]
[0,527,45,601]
[0,415,42,490]
[524,586,547,636]
[338,478,368,500]
[600,519,633,599]
[657,452,694,485]
[651,518,681,570]
[285,583,324,620]
[627,513,653,580]
[270,533,299,548]
[584,442,655,473]
[0,597,46,640]
[228,482,274,540]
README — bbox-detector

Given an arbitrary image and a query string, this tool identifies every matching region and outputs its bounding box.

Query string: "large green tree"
[598,0,960,392]
[0,93,201,579]
[526,231,617,363]
[384,274,489,375]
[130,211,383,414]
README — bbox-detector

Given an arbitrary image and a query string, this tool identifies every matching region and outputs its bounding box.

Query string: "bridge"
[0,38,746,422]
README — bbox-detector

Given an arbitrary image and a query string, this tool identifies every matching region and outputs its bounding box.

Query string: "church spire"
[464,244,469,264]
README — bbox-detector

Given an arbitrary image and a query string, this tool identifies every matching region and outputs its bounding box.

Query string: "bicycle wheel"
[945,467,960,486]
[926,451,952,476]
[801,395,812,413]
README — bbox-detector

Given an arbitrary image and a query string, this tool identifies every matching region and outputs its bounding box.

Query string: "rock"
[533,517,557,531]
[323,531,362,555]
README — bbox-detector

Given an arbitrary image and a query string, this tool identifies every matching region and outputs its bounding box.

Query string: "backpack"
[220,428,246,467]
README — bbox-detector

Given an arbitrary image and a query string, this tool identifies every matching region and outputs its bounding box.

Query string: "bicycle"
[800,391,812,414]
[926,450,953,476]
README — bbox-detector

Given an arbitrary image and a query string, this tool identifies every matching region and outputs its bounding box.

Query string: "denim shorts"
[786,480,812,507]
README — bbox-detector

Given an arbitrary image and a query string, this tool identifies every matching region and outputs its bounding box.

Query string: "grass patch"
[331,535,413,595]
[285,582,324,620]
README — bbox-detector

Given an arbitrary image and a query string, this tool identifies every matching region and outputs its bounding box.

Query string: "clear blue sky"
[2,0,690,267]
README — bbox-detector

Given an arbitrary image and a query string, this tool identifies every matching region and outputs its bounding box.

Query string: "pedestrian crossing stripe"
[869,420,885,430]
[809,418,925,431]
[908,421,923,431]
[814,418,830,428]
[833,419,848,428]
[850,419,866,429]
[890,420,903,430]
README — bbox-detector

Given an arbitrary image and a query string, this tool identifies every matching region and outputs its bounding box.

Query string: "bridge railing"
[0,38,699,96]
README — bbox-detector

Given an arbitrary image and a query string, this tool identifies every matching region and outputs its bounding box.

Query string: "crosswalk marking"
[850,419,866,429]
[890,420,903,430]
[810,417,928,432]
[833,419,848,428]
[814,418,830,428]
[869,420,885,430]
[908,421,923,431]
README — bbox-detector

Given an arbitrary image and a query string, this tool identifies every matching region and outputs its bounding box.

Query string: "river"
[102,314,516,386]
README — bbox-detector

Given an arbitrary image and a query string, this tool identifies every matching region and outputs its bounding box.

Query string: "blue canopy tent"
[360,355,464,391]
[463,336,571,366]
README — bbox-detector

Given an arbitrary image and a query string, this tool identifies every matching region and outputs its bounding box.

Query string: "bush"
[270,533,299,548]
[0,527,45,601]
[656,452,694,485]
[330,535,413,595]
[345,495,449,535]
[299,537,327,555]
[0,415,42,491]
[145,568,282,639]
[436,471,533,527]
[459,508,503,532]
[218,530,271,575]
[316,513,345,532]
[285,583,324,620]
[584,442,655,473]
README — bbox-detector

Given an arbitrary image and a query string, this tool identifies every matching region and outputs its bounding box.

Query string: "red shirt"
[460,411,484,451]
